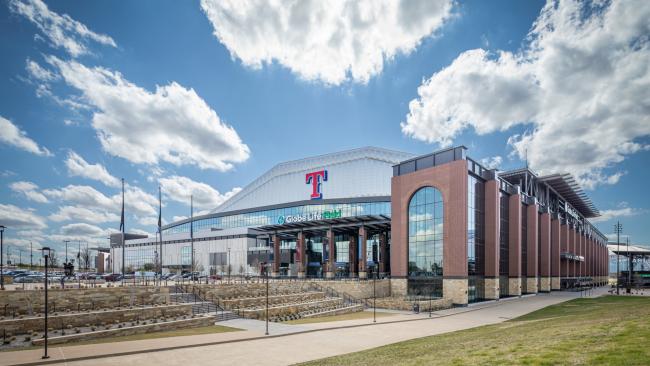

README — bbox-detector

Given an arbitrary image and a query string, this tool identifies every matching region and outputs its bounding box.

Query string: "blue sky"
[0,0,648,261]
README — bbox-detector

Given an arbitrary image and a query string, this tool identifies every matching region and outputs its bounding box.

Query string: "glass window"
[408,187,443,277]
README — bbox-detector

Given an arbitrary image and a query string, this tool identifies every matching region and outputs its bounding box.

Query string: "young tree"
[48,250,59,268]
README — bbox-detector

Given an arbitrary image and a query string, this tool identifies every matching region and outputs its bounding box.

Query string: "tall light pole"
[158,185,163,278]
[0,225,5,290]
[41,246,51,360]
[614,222,622,295]
[64,240,70,263]
[30,241,33,269]
[190,195,194,282]
[265,262,269,336]
[626,236,631,293]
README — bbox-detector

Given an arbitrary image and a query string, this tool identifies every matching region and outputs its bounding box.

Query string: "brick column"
[358,226,368,279]
[296,231,306,278]
[379,232,388,275]
[561,222,569,281]
[484,179,500,299]
[551,216,561,290]
[579,231,585,278]
[349,233,357,277]
[326,229,335,278]
[539,211,551,292]
[569,226,576,279]
[272,234,280,277]
[508,193,522,296]
[526,203,539,293]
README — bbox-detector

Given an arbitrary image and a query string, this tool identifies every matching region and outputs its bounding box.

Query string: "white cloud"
[401,0,650,188]
[26,58,57,81]
[590,206,645,224]
[60,222,105,236]
[46,57,250,171]
[65,151,120,188]
[0,203,48,229]
[0,116,52,156]
[10,0,116,57]
[172,215,188,222]
[49,205,120,223]
[159,175,241,210]
[9,181,49,203]
[200,0,453,85]
[480,156,503,170]
[43,184,157,217]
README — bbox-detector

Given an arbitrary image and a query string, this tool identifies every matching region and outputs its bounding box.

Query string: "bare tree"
[48,250,59,268]
[80,247,92,270]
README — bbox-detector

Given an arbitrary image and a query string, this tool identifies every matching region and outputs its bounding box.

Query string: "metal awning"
[538,173,600,218]
[608,244,650,256]
[255,214,391,238]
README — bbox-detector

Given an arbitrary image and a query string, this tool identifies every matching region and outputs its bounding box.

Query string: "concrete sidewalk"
[0,288,609,366]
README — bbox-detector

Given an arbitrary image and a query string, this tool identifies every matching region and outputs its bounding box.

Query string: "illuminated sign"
[306,170,328,199]
[277,209,342,224]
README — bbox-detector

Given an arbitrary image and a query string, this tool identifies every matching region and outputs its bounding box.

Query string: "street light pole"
[626,236,631,294]
[30,241,33,270]
[614,222,622,295]
[64,240,70,264]
[373,269,376,323]
[265,263,269,336]
[0,225,5,291]
[41,247,51,359]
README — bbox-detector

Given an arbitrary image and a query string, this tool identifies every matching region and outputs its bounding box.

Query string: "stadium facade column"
[358,226,368,279]
[326,228,335,279]
[560,221,569,282]
[579,229,585,278]
[483,177,500,300]
[508,191,522,296]
[272,234,280,277]
[550,214,561,290]
[570,225,576,279]
[539,209,551,292]
[526,202,539,293]
[297,231,306,278]
[349,233,357,278]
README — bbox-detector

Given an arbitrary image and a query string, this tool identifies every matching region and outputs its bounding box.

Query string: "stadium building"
[111,146,609,305]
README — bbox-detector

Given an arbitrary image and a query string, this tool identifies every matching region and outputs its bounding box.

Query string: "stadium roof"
[538,173,600,218]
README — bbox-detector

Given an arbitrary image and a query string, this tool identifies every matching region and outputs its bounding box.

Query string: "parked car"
[103,273,122,282]
[14,274,44,283]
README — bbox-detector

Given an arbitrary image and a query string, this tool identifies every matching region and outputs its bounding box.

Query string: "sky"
[0,0,648,262]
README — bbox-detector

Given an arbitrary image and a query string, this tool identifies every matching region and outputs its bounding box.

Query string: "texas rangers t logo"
[305,170,328,200]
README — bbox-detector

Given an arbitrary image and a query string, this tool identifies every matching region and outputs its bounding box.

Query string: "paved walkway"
[1,288,609,366]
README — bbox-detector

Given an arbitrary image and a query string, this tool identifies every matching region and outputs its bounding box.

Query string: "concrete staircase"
[170,286,238,322]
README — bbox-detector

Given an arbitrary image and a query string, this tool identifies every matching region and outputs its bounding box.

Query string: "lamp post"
[626,236,631,294]
[30,241,33,270]
[373,268,376,323]
[0,225,6,291]
[614,222,622,295]
[265,263,269,336]
[64,240,70,264]
[41,246,51,359]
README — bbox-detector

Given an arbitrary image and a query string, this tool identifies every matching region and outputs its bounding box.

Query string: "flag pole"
[158,186,163,278]
[120,178,125,285]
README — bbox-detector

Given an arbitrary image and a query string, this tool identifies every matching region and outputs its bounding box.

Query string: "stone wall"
[0,287,170,315]
[390,279,407,297]
[1,304,191,335]
[444,278,468,305]
[311,279,391,299]
[373,297,452,312]
[221,292,325,309]
[31,315,216,346]
[241,298,344,319]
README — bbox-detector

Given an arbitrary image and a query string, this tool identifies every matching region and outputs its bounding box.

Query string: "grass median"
[300,295,650,366]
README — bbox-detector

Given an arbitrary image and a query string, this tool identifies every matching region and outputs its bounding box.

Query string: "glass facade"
[468,175,485,302]
[499,192,510,296]
[163,201,391,235]
[407,187,444,277]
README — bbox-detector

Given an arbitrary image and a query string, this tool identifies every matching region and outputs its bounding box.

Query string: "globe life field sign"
[277,209,342,224]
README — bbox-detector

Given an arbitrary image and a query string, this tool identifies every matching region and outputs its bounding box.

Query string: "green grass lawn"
[300,296,650,366]
[2,325,241,352]
[284,311,395,324]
